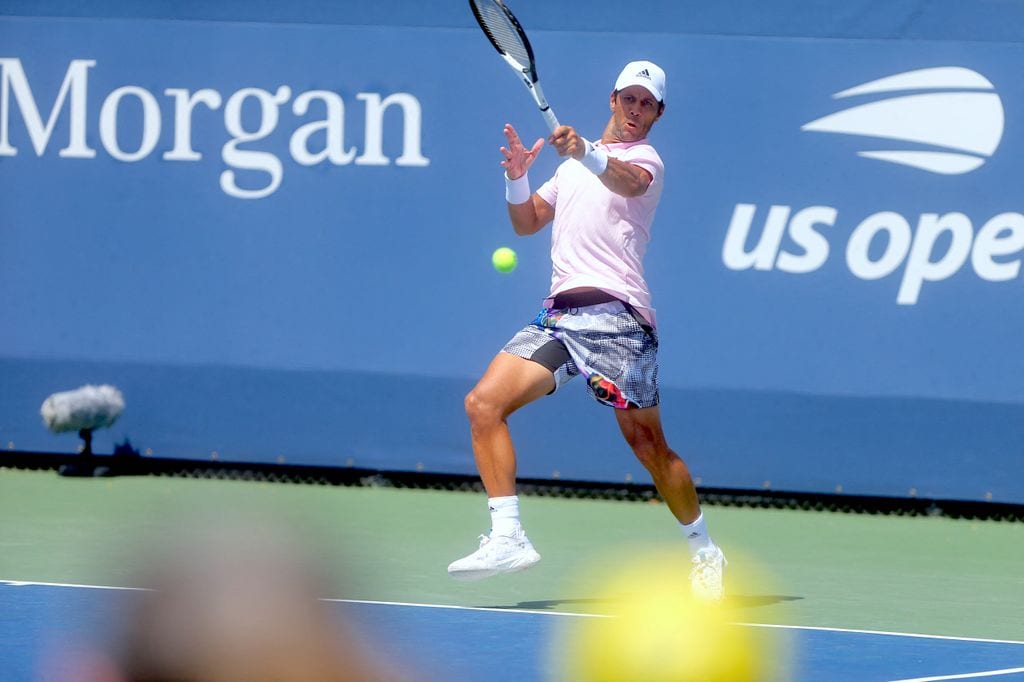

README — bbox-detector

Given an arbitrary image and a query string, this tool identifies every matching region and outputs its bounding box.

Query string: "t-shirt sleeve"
[535,171,558,207]
[617,144,664,195]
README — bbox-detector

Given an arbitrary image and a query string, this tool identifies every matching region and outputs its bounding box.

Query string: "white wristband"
[505,172,531,204]
[580,139,609,175]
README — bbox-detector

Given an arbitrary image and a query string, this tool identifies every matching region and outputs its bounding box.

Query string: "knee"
[623,422,657,454]
[626,429,679,472]
[464,388,503,430]
[635,445,690,482]
[631,441,672,471]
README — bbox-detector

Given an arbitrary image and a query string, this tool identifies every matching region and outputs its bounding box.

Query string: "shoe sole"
[447,551,541,582]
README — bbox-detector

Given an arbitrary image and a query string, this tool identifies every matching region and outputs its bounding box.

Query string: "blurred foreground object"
[97,523,404,682]
[557,549,778,682]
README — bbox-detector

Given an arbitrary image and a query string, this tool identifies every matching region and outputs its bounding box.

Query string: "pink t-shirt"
[535,138,664,325]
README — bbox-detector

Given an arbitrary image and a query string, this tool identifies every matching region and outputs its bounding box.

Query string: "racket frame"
[469,0,560,132]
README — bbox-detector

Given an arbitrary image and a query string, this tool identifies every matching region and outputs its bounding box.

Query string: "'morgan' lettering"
[0,58,431,199]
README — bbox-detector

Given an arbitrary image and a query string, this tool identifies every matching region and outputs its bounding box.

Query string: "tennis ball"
[492,246,518,273]
[557,550,769,682]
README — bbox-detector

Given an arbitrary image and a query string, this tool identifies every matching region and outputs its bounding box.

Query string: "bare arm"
[596,156,653,197]
[548,125,652,198]
[508,194,554,236]
[500,123,555,235]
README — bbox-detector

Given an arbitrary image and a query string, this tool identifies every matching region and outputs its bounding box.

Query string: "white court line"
[0,580,603,619]
[740,622,1024,647]
[0,579,146,592]
[888,666,1024,681]
[3,579,1024,647]
[323,597,605,619]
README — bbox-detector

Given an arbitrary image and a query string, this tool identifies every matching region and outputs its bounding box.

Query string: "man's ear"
[609,90,618,111]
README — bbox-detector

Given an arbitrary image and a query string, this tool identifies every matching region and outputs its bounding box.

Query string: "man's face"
[608,85,663,142]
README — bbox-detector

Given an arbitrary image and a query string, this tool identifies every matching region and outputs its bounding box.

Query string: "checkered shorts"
[501,300,660,409]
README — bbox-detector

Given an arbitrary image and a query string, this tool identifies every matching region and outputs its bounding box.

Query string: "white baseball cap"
[614,60,666,103]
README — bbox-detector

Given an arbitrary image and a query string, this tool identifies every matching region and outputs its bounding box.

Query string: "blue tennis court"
[5,579,1024,681]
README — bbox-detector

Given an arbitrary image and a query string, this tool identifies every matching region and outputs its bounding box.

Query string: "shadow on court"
[730,594,804,608]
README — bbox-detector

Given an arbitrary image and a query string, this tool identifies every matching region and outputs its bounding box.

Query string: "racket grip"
[531,80,559,132]
[541,107,560,133]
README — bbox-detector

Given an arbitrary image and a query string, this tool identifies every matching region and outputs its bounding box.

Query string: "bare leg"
[615,405,701,524]
[464,353,555,497]
[450,352,552,579]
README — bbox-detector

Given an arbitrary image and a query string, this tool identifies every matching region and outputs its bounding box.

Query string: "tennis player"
[448,61,727,599]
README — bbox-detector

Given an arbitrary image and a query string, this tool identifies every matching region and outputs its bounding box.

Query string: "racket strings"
[471,1,531,68]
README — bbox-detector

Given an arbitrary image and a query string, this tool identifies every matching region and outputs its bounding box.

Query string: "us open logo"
[722,65,1024,305]
[801,66,1004,174]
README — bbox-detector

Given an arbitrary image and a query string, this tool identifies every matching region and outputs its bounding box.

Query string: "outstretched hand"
[500,123,544,180]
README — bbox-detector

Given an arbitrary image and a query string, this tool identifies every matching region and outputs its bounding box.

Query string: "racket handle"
[541,107,560,133]
[530,80,559,132]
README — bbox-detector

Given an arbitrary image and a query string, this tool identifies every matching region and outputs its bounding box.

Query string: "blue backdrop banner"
[2,14,1022,502]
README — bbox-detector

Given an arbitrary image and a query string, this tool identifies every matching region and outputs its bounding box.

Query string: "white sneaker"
[447,530,541,581]
[690,545,727,600]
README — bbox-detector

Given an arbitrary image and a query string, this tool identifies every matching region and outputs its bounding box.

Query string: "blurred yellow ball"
[492,246,518,273]
[558,551,766,682]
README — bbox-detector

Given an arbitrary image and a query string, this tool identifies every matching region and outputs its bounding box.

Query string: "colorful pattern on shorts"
[502,301,659,408]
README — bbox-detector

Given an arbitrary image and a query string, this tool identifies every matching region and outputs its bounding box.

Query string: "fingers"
[548,125,572,147]
[503,123,521,147]
[548,125,584,159]
[500,124,545,177]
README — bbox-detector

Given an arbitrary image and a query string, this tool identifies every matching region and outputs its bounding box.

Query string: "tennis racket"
[468,0,560,133]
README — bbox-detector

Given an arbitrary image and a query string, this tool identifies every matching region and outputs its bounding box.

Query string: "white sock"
[488,495,522,537]
[680,511,714,555]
